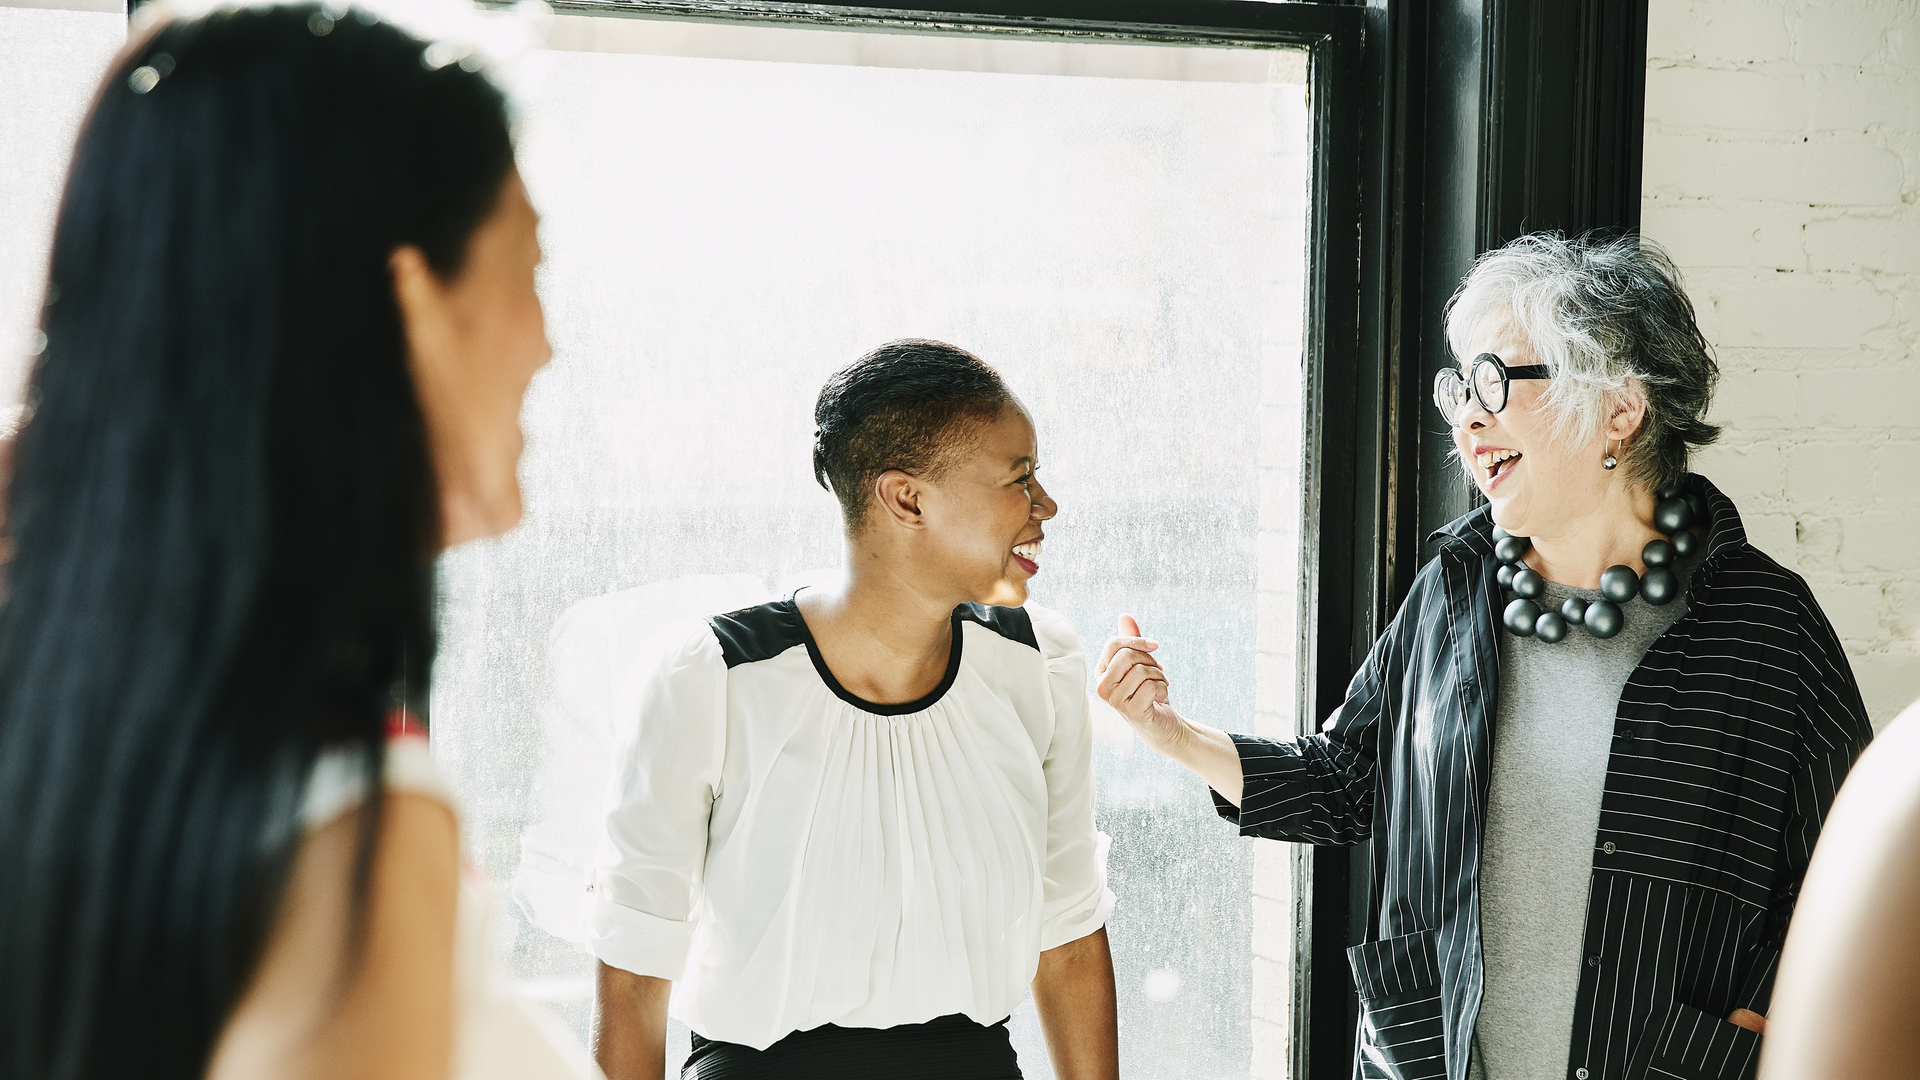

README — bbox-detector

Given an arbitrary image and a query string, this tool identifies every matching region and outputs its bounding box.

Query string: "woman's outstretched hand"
[1095,614,1248,806]
[1096,614,1186,754]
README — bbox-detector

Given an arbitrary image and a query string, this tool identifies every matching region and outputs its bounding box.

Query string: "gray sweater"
[1472,568,1691,1080]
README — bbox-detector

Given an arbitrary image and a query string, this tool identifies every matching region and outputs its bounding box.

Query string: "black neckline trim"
[789,599,966,717]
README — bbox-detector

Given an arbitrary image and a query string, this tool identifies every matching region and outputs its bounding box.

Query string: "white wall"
[0,0,125,408]
[1642,0,1920,728]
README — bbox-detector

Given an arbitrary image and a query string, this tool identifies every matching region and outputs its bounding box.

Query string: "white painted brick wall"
[1251,266,1305,1079]
[1643,0,1920,729]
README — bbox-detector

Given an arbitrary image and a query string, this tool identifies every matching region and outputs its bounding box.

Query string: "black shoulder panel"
[708,599,808,669]
[955,603,1039,651]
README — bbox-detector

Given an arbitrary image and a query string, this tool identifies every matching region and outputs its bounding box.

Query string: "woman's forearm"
[1162,716,1246,807]
[1031,927,1119,1080]
[593,962,671,1080]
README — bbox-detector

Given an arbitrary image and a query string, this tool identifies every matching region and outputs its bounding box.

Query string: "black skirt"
[682,1013,1023,1080]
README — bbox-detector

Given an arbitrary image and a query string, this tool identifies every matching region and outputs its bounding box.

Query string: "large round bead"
[1640,566,1679,606]
[1491,525,1511,541]
[1658,483,1682,500]
[1504,598,1542,636]
[1653,496,1694,534]
[1599,565,1640,603]
[1686,492,1709,525]
[1561,596,1588,625]
[1496,563,1516,589]
[1584,599,1624,639]
[1642,538,1675,567]
[1494,535,1531,564]
[1670,529,1698,558]
[1512,568,1546,599]
[1534,611,1569,643]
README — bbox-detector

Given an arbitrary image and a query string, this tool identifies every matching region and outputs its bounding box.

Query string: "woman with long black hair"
[0,6,590,1078]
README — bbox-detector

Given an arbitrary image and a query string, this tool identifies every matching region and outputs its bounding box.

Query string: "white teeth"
[1475,449,1522,470]
[1013,541,1043,561]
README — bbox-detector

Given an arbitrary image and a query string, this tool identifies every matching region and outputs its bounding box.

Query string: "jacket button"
[1602,841,1617,855]
[1588,955,1600,968]
[1575,1070,1589,1080]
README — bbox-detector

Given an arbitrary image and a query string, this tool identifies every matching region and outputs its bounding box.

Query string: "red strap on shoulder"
[386,709,425,740]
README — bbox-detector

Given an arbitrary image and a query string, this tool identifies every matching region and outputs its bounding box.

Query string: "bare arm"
[1152,716,1245,808]
[594,962,672,1080]
[1032,926,1119,1080]
[209,792,460,1080]
[1096,615,1246,805]
[1760,704,1920,1077]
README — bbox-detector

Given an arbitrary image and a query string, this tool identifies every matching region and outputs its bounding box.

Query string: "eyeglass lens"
[1435,355,1523,426]
[1472,356,1509,414]
[1434,371,1468,424]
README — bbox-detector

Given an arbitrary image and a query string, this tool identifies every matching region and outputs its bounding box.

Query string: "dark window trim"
[532,0,1360,46]
[1335,5,1653,1080]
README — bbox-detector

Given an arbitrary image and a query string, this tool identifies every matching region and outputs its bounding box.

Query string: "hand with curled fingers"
[1095,614,1189,754]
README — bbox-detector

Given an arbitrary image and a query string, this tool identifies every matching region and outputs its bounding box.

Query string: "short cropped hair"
[1444,232,1721,493]
[813,339,1012,530]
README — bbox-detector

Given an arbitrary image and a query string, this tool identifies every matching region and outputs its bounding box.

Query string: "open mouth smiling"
[1476,447,1522,485]
[1011,539,1043,573]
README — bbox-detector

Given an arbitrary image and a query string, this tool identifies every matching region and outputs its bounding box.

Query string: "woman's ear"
[1605,380,1649,442]
[389,244,466,546]
[873,470,925,530]
[390,244,450,378]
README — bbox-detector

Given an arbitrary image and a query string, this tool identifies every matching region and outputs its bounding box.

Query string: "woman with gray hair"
[1096,232,1873,1080]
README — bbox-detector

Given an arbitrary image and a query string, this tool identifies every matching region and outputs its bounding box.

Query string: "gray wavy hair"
[1443,232,1721,493]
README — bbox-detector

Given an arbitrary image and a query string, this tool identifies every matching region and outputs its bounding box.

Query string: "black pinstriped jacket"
[1213,475,1873,1080]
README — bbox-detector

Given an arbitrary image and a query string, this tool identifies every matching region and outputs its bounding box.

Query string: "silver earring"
[1602,440,1618,471]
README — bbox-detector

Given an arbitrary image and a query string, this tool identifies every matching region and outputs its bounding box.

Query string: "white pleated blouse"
[586,599,1114,1050]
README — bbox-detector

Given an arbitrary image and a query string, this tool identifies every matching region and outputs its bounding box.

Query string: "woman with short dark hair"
[0,6,585,1078]
[1100,234,1872,1080]
[591,339,1118,1080]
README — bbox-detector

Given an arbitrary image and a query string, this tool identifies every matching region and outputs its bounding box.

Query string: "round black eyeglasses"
[1433,352,1553,427]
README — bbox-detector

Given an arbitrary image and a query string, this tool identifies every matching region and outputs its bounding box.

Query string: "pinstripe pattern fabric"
[1212,476,1873,1080]
[1351,929,1449,1079]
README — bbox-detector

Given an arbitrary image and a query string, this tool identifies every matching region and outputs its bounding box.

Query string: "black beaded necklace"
[1494,489,1705,644]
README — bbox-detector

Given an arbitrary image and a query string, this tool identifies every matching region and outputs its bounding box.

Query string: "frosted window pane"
[434,22,1308,1079]
[0,6,126,406]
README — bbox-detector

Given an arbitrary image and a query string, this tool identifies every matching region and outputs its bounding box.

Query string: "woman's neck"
[1520,485,1661,590]
[796,549,959,705]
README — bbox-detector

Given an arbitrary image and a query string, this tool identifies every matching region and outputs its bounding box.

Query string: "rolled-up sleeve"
[1210,653,1385,846]
[586,618,727,980]
[1031,608,1116,951]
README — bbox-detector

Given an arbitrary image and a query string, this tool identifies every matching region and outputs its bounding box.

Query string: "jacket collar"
[1688,474,1748,566]
[1427,473,1751,572]
[1428,503,1495,557]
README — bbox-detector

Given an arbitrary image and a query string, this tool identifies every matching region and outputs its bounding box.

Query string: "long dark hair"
[0,7,514,1078]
